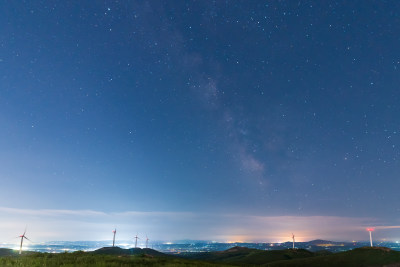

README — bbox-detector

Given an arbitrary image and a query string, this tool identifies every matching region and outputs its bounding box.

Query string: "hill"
[0,249,235,267]
[0,248,35,257]
[0,248,19,257]
[183,246,315,265]
[266,247,400,267]
[183,246,400,266]
[91,246,171,257]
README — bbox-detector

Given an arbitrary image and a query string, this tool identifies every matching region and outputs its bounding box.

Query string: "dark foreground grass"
[264,247,400,267]
[0,251,234,267]
[183,247,315,265]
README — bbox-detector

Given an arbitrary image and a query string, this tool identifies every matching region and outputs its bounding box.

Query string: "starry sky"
[1,1,400,243]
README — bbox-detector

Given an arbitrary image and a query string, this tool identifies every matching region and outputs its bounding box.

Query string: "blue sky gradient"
[1,1,400,242]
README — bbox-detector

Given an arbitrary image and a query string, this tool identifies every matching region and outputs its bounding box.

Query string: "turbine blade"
[24,236,31,241]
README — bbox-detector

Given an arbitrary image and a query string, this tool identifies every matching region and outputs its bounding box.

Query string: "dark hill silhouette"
[266,247,400,266]
[91,246,127,255]
[223,246,253,253]
[0,248,18,256]
[182,246,400,266]
[182,246,314,265]
[91,246,171,257]
[0,248,35,256]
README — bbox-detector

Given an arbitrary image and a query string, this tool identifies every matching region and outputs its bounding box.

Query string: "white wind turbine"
[18,228,31,255]
[292,233,295,249]
[367,228,374,247]
[146,235,149,249]
[134,233,140,248]
[112,229,117,247]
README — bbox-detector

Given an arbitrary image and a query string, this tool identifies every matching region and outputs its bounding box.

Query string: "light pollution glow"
[1,207,400,243]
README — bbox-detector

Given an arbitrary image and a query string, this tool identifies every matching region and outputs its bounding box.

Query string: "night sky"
[1,1,400,243]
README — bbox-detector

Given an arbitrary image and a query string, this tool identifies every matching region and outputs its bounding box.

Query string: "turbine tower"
[292,233,295,249]
[146,235,149,249]
[134,234,140,248]
[367,228,374,247]
[112,229,116,247]
[18,229,31,255]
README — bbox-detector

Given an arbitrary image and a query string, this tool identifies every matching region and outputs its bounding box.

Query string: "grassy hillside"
[0,248,35,257]
[91,246,170,257]
[183,246,400,266]
[183,246,315,265]
[265,247,400,267]
[0,248,19,257]
[0,250,234,267]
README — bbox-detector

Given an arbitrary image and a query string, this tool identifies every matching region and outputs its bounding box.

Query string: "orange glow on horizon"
[226,240,244,244]
[222,232,308,243]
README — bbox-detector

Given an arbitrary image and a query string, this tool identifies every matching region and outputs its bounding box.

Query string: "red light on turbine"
[366,228,375,232]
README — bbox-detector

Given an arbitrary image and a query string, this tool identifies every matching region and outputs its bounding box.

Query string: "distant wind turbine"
[112,229,116,247]
[292,233,295,249]
[18,228,31,255]
[134,234,140,248]
[367,228,374,247]
[146,235,149,249]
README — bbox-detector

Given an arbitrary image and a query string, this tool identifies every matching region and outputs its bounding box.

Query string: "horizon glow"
[0,207,400,243]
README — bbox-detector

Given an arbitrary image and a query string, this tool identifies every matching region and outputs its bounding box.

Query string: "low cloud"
[375,225,400,230]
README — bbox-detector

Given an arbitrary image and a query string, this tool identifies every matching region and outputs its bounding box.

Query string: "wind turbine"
[18,228,31,255]
[134,233,140,248]
[291,233,295,249]
[112,229,116,247]
[367,228,374,247]
[145,235,149,249]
